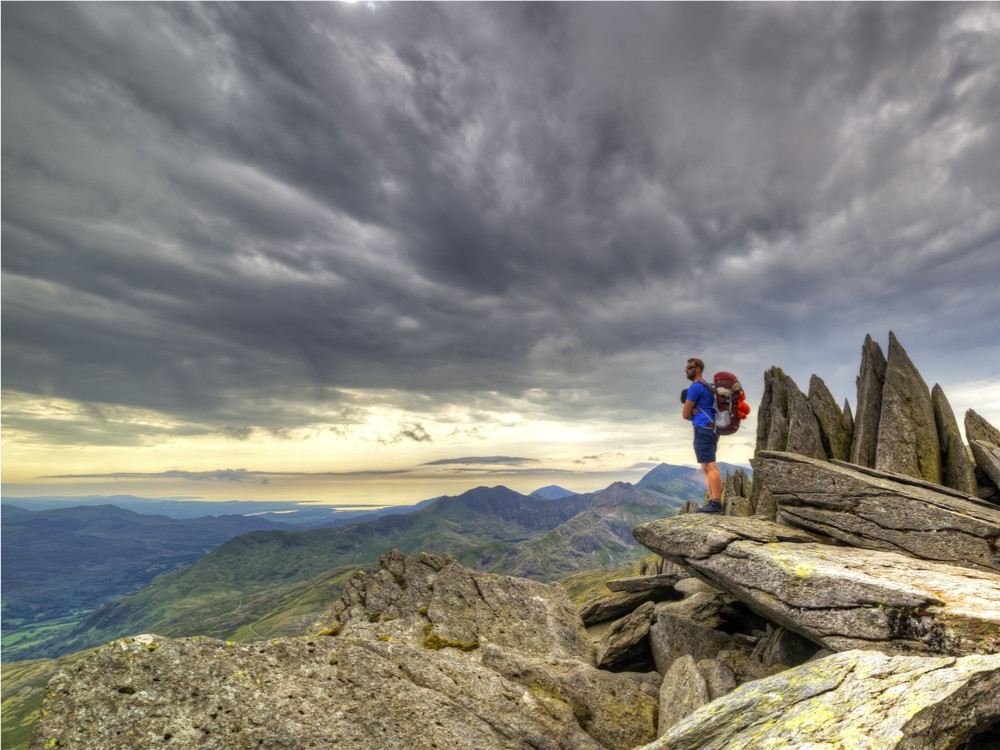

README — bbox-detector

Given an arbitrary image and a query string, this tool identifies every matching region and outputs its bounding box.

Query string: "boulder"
[639,650,1000,750]
[695,657,737,701]
[851,333,887,468]
[595,600,656,669]
[649,610,741,675]
[605,572,682,593]
[808,374,852,461]
[311,548,592,661]
[722,468,752,517]
[933,383,979,495]
[751,451,1000,572]
[755,367,826,459]
[657,655,709,735]
[579,590,660,626]
[970,440,1000,494]
[634,515,1000,656]
[966,408,1000,445]
[875,331,942,484]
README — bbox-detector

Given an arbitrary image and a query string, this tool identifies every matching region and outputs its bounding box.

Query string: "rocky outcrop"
[641,650,1000,750]
[309,548,592,660]
[754,367,826,459]
[633,514,1000,656]
[967,408,1000,445]
[851,333,887,467]
[967,409,1000,498]
[751,451,1000,572]
[759,332,997,498]
[808,374,852,461]
[875,331,942,484]
[933,384,979,496]
[33,551,661,750]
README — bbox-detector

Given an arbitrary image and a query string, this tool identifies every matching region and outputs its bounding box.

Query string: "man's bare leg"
[702,461,722,501]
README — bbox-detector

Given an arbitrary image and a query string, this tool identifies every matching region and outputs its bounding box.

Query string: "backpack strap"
[694,379,718,429]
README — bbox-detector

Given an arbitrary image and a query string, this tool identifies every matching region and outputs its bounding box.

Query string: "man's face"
[685,363,700,382]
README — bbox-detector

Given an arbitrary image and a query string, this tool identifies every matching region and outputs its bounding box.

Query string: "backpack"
[700,372,751,436]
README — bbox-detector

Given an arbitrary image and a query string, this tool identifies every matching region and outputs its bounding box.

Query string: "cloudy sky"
[4,2,1000,507]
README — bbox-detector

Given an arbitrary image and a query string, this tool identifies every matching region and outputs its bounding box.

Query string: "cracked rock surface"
[752,451,1000,573]
[633,515,1000,656]
[637,649,1000,750]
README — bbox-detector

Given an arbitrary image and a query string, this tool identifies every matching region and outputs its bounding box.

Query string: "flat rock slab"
[752,451,1000,572]
[634,515,1000,656]
[637,649,1000,750]
[605,573,682,592]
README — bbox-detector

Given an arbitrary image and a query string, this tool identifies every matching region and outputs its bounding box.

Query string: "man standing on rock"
[682,358,724,513]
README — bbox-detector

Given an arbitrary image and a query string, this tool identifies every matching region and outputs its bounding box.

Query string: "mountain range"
[2,462,745,664]
[1,461,747,750]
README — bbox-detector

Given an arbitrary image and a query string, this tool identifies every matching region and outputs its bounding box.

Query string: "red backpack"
[701,372,751,436]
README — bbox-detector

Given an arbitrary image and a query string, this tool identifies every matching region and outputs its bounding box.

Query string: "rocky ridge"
[30,333,1000,749]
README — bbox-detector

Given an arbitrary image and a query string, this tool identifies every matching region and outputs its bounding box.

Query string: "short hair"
[687,358,705,371]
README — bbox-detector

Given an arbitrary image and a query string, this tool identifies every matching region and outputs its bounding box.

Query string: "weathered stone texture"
[933,383,979,495]
[312,548,592,661]
[639,650,1000,750]
[971,440,1000,494]
[751,451,1000,572]
[755,367,826,459]
[967,408,1000,445]
[808,373,852,461]
[875,331,942,484]
[635,514,1000,657]
[657,655,708,735]
[851,333,887,468]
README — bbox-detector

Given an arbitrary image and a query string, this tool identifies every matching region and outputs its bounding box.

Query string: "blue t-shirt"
[687,381,716,429]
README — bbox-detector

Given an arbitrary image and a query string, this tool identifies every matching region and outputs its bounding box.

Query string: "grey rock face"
[649,610,740,676]
[595,600,656,669]
[311,548,592,661]
[808,374,852,461]
[579,590,660,626]
[851,333,887,467]
[634,514,1000,656]
[933,383,979,495]
[657,655,708,735]
[755,367,826,459]
[875,331,942,484]
[639,649,1000,750]
[752,451,1000,572]
[967,408,1000,445]
[34,551,661,750]
[32,634,656,750]
[604,572,683,593]
[971,440,1000,494]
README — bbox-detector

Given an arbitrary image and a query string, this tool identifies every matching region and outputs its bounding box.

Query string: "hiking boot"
[696,500,724,514]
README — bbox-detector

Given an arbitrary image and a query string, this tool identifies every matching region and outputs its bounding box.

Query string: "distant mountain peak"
[530,485,576,500]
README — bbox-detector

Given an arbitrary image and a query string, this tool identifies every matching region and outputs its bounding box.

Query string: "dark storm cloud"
[4,2,1000,444]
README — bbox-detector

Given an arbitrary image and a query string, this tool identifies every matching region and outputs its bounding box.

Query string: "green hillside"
[4,469,706,749]
[1,504,291,661]
[58,486,592,655]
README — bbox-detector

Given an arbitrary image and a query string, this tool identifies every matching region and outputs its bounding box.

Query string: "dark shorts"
[693,426,719,464]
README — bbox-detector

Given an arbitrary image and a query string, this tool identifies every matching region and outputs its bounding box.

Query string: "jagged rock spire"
[808,374,852,462]
[874,332,942,484]
[754,367,825,459]
[932,384,978,496]
[850,334,887,467]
